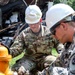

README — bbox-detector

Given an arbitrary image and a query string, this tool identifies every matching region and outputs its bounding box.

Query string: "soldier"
[46,3,75,75]
[10,5,59,75]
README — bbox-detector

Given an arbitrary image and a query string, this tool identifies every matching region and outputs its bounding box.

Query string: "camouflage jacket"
[60,34,75,74]
[68,34,75,75]
[10,25,58,59]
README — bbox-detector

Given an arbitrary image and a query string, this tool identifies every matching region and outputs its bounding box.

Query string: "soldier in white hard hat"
[46,3,75,75]
[10,5,59,75]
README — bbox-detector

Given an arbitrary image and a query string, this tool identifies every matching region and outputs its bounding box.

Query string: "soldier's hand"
[18,66,26,75]
[18,66,30,75]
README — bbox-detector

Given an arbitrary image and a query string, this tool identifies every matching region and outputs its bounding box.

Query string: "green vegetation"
[9,52,24,67]
[54,0,75,10]
[51,48,59,57]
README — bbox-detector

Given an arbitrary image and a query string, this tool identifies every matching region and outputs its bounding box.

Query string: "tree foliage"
[53,0,75,10]
[71,0,75,10]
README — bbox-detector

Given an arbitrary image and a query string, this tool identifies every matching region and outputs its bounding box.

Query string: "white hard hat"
[25,5,42,24]
[46,3,75,29]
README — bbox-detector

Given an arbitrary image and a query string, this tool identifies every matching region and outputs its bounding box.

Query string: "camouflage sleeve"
[49,34,59,49]
[10,32,25,57]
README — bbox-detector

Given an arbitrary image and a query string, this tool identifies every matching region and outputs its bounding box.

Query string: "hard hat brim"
[25,18,41,24]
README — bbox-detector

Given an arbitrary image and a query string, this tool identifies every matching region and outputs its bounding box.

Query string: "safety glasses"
[50,21,72,35]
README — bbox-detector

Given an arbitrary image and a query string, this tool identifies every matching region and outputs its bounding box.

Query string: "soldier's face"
[53,23,69,44]
[29,22,41,33]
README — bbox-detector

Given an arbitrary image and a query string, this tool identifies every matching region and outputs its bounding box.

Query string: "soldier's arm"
[10,32,25,57]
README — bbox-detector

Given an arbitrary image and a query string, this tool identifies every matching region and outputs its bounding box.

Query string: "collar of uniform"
[31,27,41,36]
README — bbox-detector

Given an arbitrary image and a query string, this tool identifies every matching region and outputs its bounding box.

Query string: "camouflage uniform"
[10,25,59,74]
[60,34,75,75]
[68,34,75,75]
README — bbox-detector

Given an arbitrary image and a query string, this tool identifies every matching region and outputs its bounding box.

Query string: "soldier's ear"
[61,23,68,30]
[40,18,42,22]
